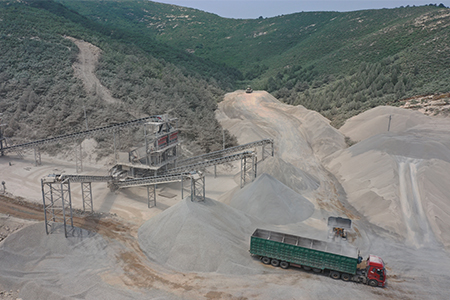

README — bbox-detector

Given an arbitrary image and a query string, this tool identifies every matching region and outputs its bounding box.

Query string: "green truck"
[250,228,386,287]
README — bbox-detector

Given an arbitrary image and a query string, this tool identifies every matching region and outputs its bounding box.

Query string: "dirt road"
[66,37,118,105]
[218,91,358,217]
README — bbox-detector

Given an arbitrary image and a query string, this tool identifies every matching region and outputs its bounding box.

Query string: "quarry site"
[1,39,450,300]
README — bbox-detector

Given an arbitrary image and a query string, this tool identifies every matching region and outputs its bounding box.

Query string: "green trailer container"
[250,228,359,275]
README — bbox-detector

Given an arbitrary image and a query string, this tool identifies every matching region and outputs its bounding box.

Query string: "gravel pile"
[138,197,266,275]
[229,173,314,225]
[0,223,166,300]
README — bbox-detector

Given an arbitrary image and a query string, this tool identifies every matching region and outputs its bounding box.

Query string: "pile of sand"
[339,106,429,142]
[284,105,346,159]
[216,91,346,161]
[228,173,315,225]
[327,108,450,249]
[256,156,320,196]
[217,91,347,211]
[138,197,265,275]
[0,223,157,300]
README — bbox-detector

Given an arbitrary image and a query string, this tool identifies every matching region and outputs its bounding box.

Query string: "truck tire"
[280,261,289,269]
[341,273,351,281]
[302,266,312,271]
[368,279,378,287]
[271,259,280,267]
[330,271,341,279]
[313,268,322,273]
[261,257,271,265]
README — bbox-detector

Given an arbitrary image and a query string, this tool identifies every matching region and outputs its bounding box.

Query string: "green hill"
[0,0,236,155]
[54,1,450,125]
[1,0,449,156]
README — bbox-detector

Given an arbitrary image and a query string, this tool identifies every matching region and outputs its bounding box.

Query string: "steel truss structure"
[112,171,205,207]
[81,182,93,213]
[240,153,257,188]
[42,179,74,238]
[1,115,169,170]
[189,172,205,202]
[32,110,273,237]
[167,151,257,174]
[176,138,273,167]
[42,170,207,235]
[1,115,165,153]
[41,148,261,236]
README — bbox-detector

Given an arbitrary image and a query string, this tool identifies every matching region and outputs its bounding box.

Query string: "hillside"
[55,1,450,125]
[1,0,450,153]
[0,0,236,156]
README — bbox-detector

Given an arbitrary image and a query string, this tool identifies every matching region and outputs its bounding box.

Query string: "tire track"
[397,157,433,247]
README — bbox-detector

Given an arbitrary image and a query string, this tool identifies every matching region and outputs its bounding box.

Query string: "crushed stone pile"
[138,197,267,275]
[217,90,347,211]
[339,106,429,142]
[228,173,315,225]
[0,223,162,300]
[256,156,320,196]
[327,107,450,249]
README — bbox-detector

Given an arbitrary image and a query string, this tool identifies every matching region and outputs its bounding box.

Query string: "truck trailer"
[250,228,386,287]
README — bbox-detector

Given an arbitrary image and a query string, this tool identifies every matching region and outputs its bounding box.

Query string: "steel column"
[147,185,156,208]
[113,130,117,164]
[34,147,41,166]
[240,153,257,188]
[190,172,205,202]
[81,182,93,213]
[75,142,83,173]
[42,179,74,237]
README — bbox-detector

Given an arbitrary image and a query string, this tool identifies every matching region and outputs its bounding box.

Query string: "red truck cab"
[366,255,386,287]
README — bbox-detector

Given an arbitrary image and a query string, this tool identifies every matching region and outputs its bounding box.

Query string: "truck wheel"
[261,257,271,265]
[330,271,341,279]
[341,273,351,281]
[313,268,322,273]
[280,261,289,269]
[271,259,280,267]
[368,279,378,287]
[302,266,312,271]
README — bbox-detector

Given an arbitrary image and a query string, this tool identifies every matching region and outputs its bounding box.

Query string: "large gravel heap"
[138,197,264,275]
[0,223,155,300]
[228,173,315,225]
[138,172,318,274]
[327,106,450,249]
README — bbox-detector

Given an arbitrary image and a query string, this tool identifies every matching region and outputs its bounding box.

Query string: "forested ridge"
[1,0,450,157]
[0,0,236,156]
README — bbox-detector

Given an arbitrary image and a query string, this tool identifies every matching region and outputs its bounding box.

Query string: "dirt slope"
[328,107,450,250]
[66,37,119,105]
[217,90,350,217]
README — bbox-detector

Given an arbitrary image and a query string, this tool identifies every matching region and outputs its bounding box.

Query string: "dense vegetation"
[0,1,236,156]
[1,0,450,158]
[56,0,450,126]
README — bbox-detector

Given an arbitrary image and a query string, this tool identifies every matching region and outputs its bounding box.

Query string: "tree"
[394,80,405,99]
